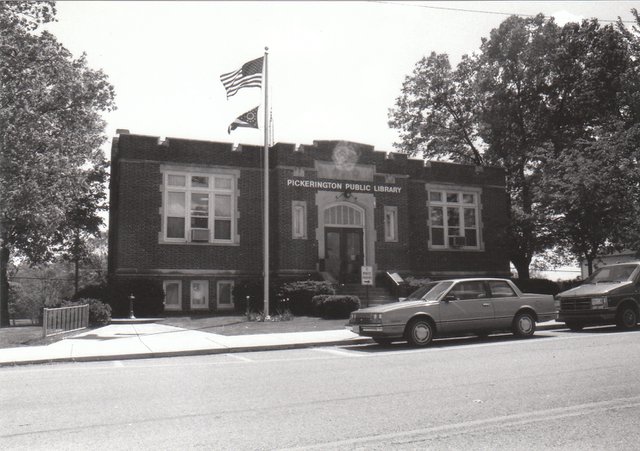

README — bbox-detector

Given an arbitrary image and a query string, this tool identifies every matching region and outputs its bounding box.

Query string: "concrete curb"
[0,336,373,367]
[0,322,567,367]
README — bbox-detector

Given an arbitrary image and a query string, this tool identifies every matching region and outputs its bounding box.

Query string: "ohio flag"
[228,106,259,134]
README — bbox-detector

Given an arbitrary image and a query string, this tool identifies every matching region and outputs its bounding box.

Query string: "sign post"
[361,265,373,307]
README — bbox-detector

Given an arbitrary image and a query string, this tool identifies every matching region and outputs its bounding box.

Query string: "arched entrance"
[323,203,364,284]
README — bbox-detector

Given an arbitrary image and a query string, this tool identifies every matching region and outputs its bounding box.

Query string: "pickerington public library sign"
[286,179,403,194]
[108,132,510,312]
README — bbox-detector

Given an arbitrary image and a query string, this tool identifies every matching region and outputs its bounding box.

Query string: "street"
[1,327,640,450]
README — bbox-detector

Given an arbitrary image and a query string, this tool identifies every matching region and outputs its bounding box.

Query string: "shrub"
[109,278,165,318]
[311,294,331,317]
[511,278,560,295]
[316,295,360,319]
[280,281,335,316]
[73,283,110,303]
[84,298,112,325]
[63,298,112,326]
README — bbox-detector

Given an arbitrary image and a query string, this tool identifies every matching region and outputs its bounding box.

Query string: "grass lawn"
[160,314,349,336]
[0,322,62,349]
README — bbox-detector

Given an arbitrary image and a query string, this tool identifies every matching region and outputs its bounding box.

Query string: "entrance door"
[325,227,363,284]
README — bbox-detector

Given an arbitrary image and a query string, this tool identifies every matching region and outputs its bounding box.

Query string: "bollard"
[128,293,136,319]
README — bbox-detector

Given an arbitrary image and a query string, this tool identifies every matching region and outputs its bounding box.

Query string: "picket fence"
[42,304,89,338]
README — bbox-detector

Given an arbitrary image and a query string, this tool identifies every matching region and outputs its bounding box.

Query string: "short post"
[128,293,136,319]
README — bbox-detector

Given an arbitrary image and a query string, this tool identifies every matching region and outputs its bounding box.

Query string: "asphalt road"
[1,327,640,450]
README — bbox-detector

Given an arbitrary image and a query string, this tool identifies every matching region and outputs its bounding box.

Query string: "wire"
[371,1,637,24]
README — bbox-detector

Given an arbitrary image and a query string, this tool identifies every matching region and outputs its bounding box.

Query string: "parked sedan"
[349,278,556,346]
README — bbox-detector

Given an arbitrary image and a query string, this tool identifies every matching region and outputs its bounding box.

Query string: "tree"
[56,161,108,295]
[389,52,485,166]
[0,2,115,326]
[537,125,640,275]
[389,13,638,278]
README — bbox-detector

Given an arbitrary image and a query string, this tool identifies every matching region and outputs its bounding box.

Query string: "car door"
[439,280,494,333]
[487,280,520,328]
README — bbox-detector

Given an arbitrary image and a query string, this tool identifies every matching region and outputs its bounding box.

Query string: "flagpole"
[263,47,270,318]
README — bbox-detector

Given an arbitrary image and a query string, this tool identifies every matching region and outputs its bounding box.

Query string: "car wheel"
[616,305,638,330]
[512,311,536,337]
[565,321,584,331]
[372,338,392,345]
[406,318,434,347]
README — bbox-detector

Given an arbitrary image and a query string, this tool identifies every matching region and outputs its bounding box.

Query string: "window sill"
[159,240,239,246]
[428,246,484,252]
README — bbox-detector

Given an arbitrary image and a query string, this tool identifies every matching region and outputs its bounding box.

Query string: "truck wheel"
[616,305,638,330]
[512,311,536,337]
[565,321,584,331]
[405,318,434,347]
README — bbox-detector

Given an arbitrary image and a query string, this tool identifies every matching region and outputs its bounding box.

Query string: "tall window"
[292,201,307,239]
[428,188,480,249]
[163,171,236,243]
[384,206,398,242]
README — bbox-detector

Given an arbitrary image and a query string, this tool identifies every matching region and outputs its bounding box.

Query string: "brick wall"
[108,133,511,312]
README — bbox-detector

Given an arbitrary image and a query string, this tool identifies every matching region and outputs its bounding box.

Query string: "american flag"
[220,57,263,98]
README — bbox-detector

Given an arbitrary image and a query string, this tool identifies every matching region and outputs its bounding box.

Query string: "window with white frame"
[384,206,398,242]
[217,280,235,309]
[163,280,182,311]
[428,188,480,249]
[292,201,307,239]
[190,280,209,310]
[163,171,236,243]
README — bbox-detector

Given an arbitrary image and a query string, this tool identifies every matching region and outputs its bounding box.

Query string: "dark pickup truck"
[556,262,640,331]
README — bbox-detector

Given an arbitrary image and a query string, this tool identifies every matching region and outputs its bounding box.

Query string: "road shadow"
[561,325,639,334]
[342,333,553,353]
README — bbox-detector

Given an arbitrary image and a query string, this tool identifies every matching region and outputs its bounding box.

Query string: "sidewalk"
[0,320,565,367]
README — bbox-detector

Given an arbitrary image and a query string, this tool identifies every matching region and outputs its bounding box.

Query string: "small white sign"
[361,266,373,286]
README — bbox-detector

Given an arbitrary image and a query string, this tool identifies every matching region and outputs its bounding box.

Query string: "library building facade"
[108,132,510,313]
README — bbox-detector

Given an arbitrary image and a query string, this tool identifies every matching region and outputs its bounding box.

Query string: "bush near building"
[279,281,335,316]
[314,295,360,319]
[62,298,112,326]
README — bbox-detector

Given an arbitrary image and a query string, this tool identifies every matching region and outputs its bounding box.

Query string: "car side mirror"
[443,294,457,303]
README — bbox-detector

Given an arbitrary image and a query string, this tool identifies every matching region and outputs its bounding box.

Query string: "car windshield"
[584,264,638,284]
[406,282,453,301]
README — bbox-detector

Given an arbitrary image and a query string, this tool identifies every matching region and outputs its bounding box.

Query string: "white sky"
[47,1,639,155]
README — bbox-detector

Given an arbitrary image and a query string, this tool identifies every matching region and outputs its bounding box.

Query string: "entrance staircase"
[335,283,398,307]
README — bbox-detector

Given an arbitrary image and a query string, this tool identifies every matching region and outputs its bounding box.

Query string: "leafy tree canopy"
[389,11,640,278]
[0,1,116,326]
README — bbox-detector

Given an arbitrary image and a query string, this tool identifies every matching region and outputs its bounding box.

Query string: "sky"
[46,1,638,156]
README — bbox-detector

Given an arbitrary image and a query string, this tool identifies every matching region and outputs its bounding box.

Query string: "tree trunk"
[586,258,593,276]
[0,242,10,327]
[74,255,79,296]
[511,256,531,280]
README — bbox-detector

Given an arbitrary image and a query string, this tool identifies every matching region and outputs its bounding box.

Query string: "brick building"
[108,132,510,312]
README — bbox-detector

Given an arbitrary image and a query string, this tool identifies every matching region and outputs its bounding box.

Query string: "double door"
[325,227,363,284]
